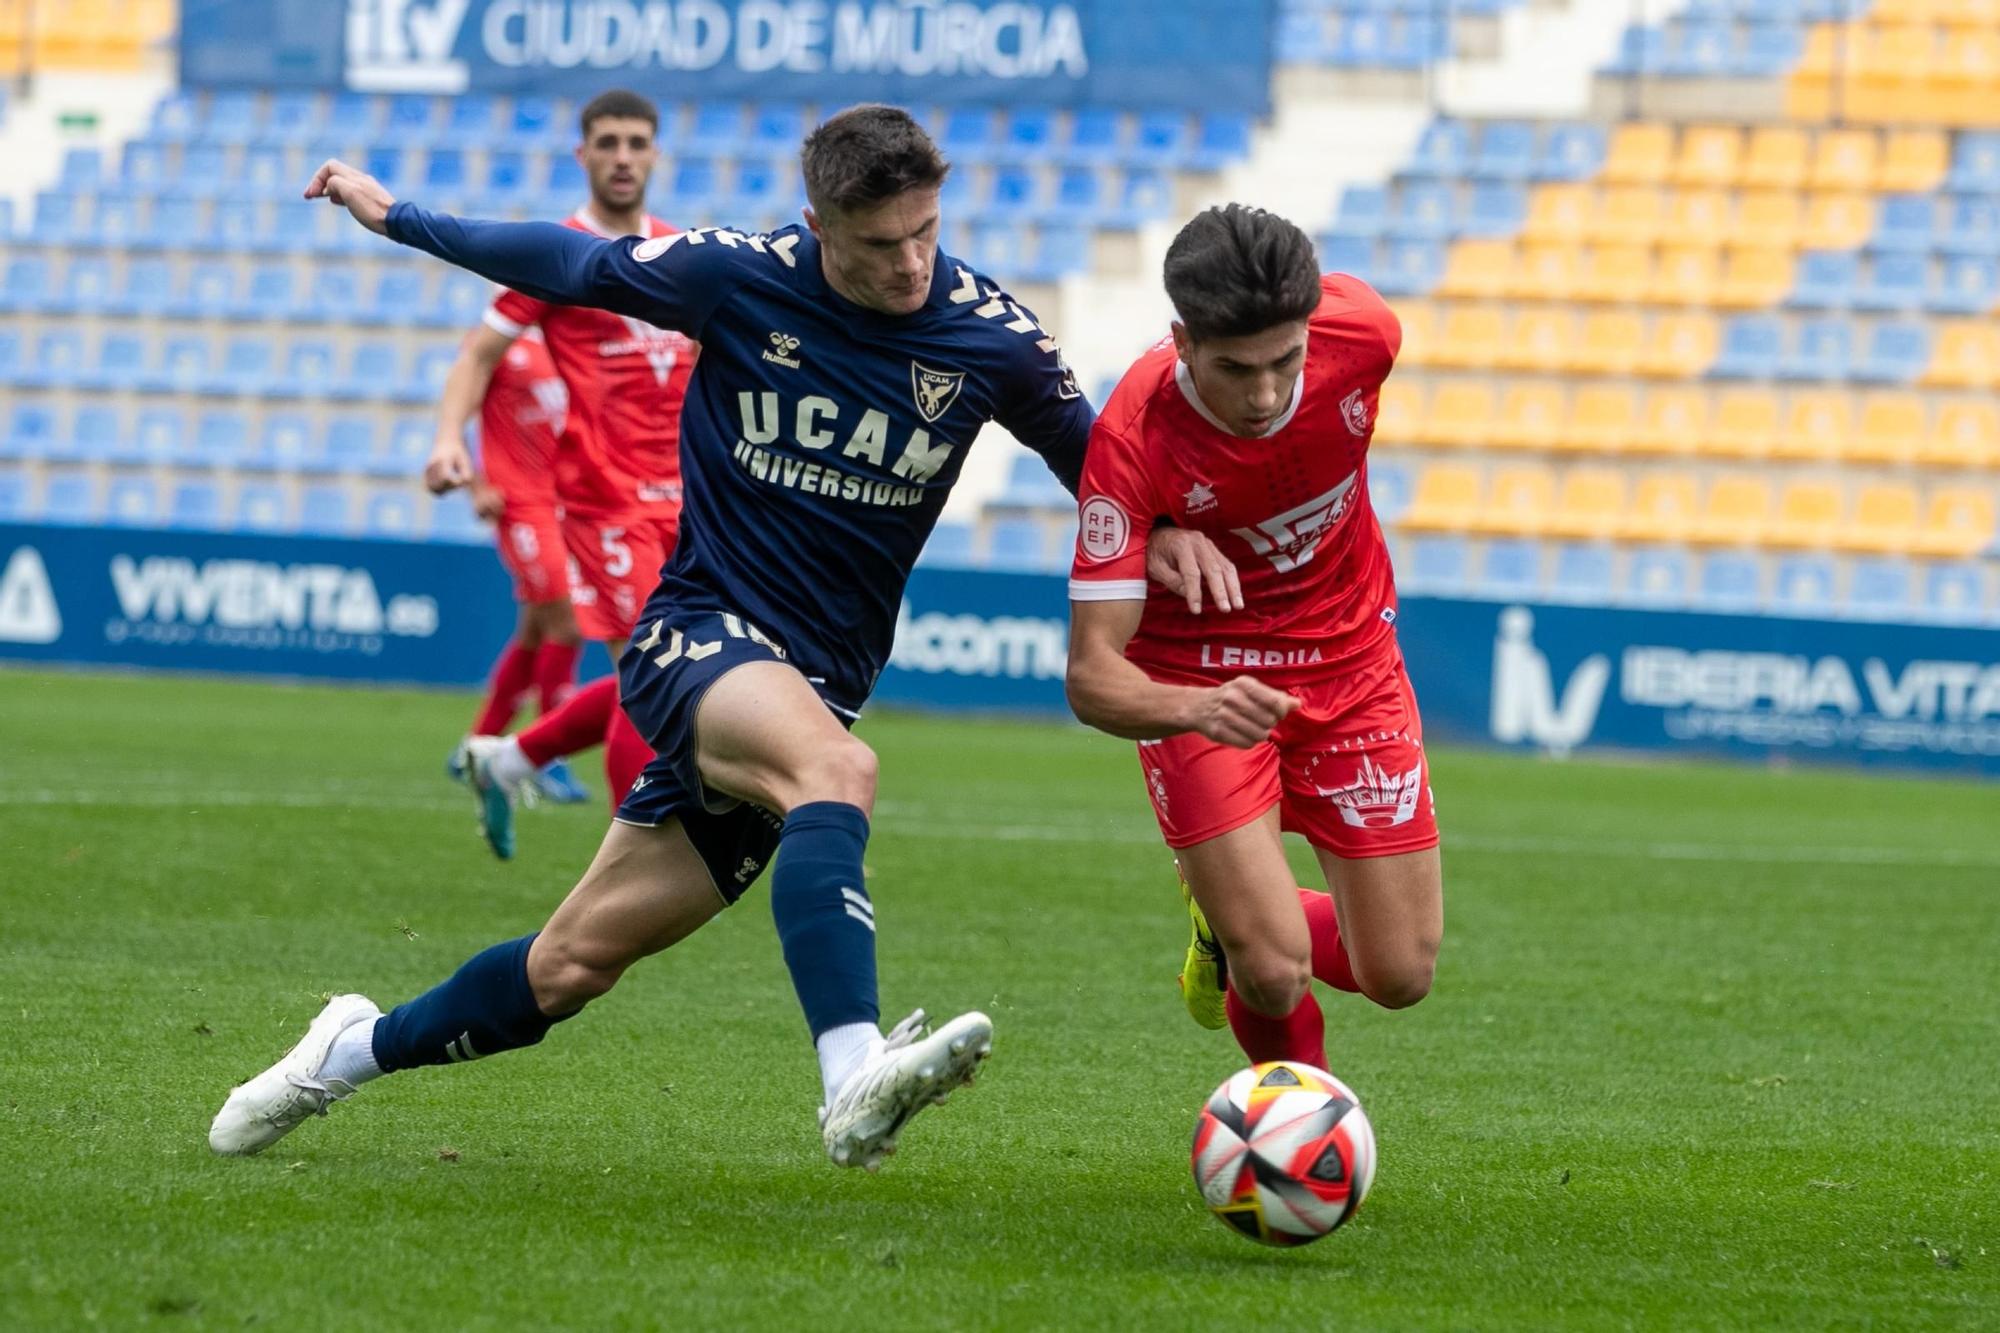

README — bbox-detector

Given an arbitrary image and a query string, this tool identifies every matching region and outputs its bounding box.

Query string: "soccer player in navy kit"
[210,106,1232,1171]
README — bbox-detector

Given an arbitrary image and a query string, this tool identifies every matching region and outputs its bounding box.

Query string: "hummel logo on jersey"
[735,857,760,885]
[1183,482,1218,515]
[763,331,803,370]
[1340,388,1372,437]
[1230,473,1358,573]
[911,362,966,422]
[1314,753,1425,829]
[0,546,62,644]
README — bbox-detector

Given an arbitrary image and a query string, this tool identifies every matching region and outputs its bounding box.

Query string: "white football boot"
[452,734,539,861]
[209,993,382,1156]
[820,1008,993,1170]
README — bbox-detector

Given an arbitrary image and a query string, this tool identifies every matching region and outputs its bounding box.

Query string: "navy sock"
[770,801,879,1039]
[372,933,570,1073]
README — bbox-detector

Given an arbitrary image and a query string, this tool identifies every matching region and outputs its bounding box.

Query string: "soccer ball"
[1190,1061,1376,1247]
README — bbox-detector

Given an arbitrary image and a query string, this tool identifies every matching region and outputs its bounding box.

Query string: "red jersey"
[1069,275,1403,688]
[484,209,696,521]
[477,331,565,516]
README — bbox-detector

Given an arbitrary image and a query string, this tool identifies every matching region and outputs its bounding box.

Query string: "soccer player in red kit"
[1065,205,1442,1075]
[424,88,695,858]
[457,331,589,801]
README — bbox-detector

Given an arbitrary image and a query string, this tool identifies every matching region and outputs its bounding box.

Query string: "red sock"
[1226,986,1326,1070]
[532,640,583,715]
[471,641,537,735]
[517,675,617,767]
[1298,888,1361,994]
[603,705,653,808]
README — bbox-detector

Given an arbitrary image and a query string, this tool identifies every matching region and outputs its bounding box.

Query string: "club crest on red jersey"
[911,362,966,422]
[1340,388,1372,437]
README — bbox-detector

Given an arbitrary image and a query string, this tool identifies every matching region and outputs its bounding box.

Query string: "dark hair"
[579,89,659,138]
[1163,205,1321,342]
[800,104,950,214]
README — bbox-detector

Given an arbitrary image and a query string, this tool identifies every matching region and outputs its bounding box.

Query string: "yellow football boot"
[1176,861,1229,1031]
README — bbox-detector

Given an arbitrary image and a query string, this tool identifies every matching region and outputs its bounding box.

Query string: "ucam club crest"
[911,362,966,423]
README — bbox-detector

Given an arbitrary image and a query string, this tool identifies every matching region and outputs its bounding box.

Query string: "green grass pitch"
[1,666,1994,1330]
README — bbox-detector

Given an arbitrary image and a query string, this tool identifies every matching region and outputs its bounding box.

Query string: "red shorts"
[494,507,567,605]
[1137,651,1439,860]
[563,510,679,642]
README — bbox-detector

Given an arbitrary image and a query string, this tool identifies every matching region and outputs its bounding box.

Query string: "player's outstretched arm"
[1066,599,1297,749]
[304,159,396,234]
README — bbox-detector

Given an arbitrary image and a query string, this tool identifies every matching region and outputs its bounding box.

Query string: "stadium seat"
[167,480,222,531]
[1923,320,2000,388]
[360,269,426,327]
[1595,186,1666,246]
[918,521,976,567]
[1473,122,1538,181]
[1692,474,1772,545]
[1500,308,1580,374]
[1066,106,1124,165]
[1,403,56,459]
[1480,539,1542,596]
[1855,252,1930,313]
[1840,483,1923,554]
[365,491,419,538]
[68,407,119,464]
[1879,130,1949,192]
[1772,554,1838,614]
[1782,318,1855,381]
[165,262,235,321]
[104,476,161,527]
[1847,559,1914,618]
[428,491,488,544]
[48,256,114,315]
[76,332,145,393]
[1790,250,1860,309]
[1545,469,1628,540]
[1490,385,1566,452]
[248,414,324,473]
[1701,389,1778,460]
[40,473,98,524]
[1914,487,1997,557]
[334,342,400,400]
[1924,562,1989,623]
[1521,183,1593,243]
[1697,551,1763,610]
[1188,112,1253,172]
[1623,544,1692,606]
[1403,535,1470,595]
[1872,193,1937,254]
[1507,244,1583,301]
[1536,124,1607,181]
[1666,189,1733,248]
[107,257,172,317]
[1131,110,1192,168]
[1673,125,1743,187]
[1419,383,1498,449]
[1464,183,1528,238]
[1921,401,2000,467]
[1772,391,1851,461]
[1547,541,1616,603]
[324,417,377,473]
[1369,461,1413,523]
[1601,123,1673,184]
[1431,306,1507,369]
[299,485,353,535]
[187,411,251,469]
[1846,393,1926,464]
[1712,316,1783,379]
[1766,479,1845,547]
[0,470,26,521]
[1715,247,1795,308]
[1930,255,1999,314]
[201,336,273,397]
[1857,321,1931,383]
[1734,189,1802,250]
[233,483,289,533]
[1374,240,1446,296]
[985,517,1049,570]
[1739,126,1810,189]
[1802,192,1877,251]
[0,255,52,313]
[1628,388,1709,456]
[1400,463,1482,530]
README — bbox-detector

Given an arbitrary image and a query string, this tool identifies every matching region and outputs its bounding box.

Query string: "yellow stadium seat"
[1648,247,1724,308]
[1546,468,1630,541]
[1594,186,1667,245]
[1577,245,1652,303]
[1938,32,2000,127]
[1431,305,1510,370]
[1845,25,1939,125]
[1840,484,1924,554]
[1400,464,1484,531]
[1491,384,1567,452]
[1705,391,1781,459]
[1562,386,1642,455]
[1714,247,1796,308]
[1622,473,1702,543]
[1521,184,1596,244]
[1423,382,1500,450]
[1740,127,1811,189]
[1509,244,1584,302]
[1497,308,1579,373]
[1878,130,1950,190]
[1636,312,1721,378]
[1391,301,1438,367]
[1629,388,1709,456]
[1770,391,1853,462]
[1673,126,1744,188]
[1437,240,1516,300]
[1374,379,1424,447]
[1914,487,1997,557]
[1870,0,1947,20]
[1809,131,1880,190]
[1922,322,2000,389]
[1666,189,1734,247]
[1692,474,1774,546]
[1733,190,1804,250]
[1920,402,2000,467]
[1846,394,1927,465]
[1478,466,1558,536]
[1766,480,1846,548]
[1800,192,1877,250]
[1601,124,1675,185]
[1939,0,2000,23]
[1569,311,1645,377]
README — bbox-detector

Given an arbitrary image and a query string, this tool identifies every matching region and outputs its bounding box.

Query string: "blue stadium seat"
[1872,195,1935,255]
[1275,12,1330,64]
[481,149,534,202]
[1946,132,2000,193]
[189,412,251,469]
[1549,542,1616,604]
[104,476,162,527]
[435,272,492,329]
[136,336,207,395]
[24,330,87,390]
[939,107,1001,165]
[358,268,425,326]
[365,491,419,538]
[985,517,1050,571]
[918,521,976,567]
[201,91,258,145]
[428,491,487,543]
[248,414,323,473]
[1374,238,1444,296]
[1001,105,1056,164]
[166,262,235,320]
[1848,559,1912,618]
[1067,106,1123,165]
[669,156,719,207]
[142,195,206,251]
[69,407,120,463]
[1188,112,1253,172]
[1107,169,1173,228]
[277,338,335,393]
[40,473,97,524]
[689,101,746,154]
[204,337,275,396]
[1043,166,1103,225]
[1923,563,1988,623]
[730,157,794,221]
[90,192,145,247]
[50,256,115,315]
[299,266,359,323]
[386,94,435,143]
[363,146,413,194]
[1855,321,1930,384]
[325,92,380,140]
[384,418,431,476]
[403,347,457,404]
[29,191,77,243]
[1480,539,1542,597]
[988,164,1039,219]
[1606,25,1669,75]
[1931,256,1999,316]
[1369,461,1412,524]
[324,418,377,473]
[1625,546,1691,606]
[1,404,56,459]
[178,144,230,199]
[1404,536,1469,595]
[232,264,298,321]
[1790,251,1859,310]
[233,482,290,533]
[1536,124,1607,181]
[150,91,200,142]
[546,155,586,200]
[59,146,103,187]
[0,256,51,313]
[0,468,27,520]
[1464,183,1528,238]
[1023,225,1093,282]
[1939,194,2000,258]
[106,258,172,317]
[749,102,805,153]
[334,342,400,400]
[299,485,353,535]
[1854,253,1928,314]
[260,92,323,148]
[1697,552,1761,610]
[999,454,1072,509]
[1782,318,1853,380]
[168,480,222,531]
[242,146,291,196]
[121,409,186,466]
[1736,24,1803,76]
[1130,110,1191,167]
[121,141,169,190]
[1408,120,1472,179]
[1713,316,1784,379]
[1473,122,1537,180]
[446,95,500,146]
[76,333,146,394]
[426,148,467,192]
[0,331,21,386]
[1326,186,1389,241]
[1773,554,1837,614]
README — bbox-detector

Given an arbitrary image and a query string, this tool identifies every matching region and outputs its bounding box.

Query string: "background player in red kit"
[452,331,590,802]
[423,88,695,858]
[1065,205,1443,1075]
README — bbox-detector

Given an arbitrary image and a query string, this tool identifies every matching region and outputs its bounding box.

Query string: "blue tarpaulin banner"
[179,0,1276,114]
[6,525,1996,776]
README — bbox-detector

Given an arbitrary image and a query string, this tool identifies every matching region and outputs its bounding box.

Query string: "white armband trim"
[483,307,528,339]
[1068,578,1150,602]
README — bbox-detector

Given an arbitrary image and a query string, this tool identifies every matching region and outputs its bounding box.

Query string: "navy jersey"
[386,206,1091,709]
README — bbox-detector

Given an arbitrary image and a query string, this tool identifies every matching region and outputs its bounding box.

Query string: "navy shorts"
[613,607,847,904]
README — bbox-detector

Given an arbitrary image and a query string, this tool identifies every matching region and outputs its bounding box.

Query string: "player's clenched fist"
[1193,676,1300,749]
[423,437,475,495]
[304,159,396,235]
